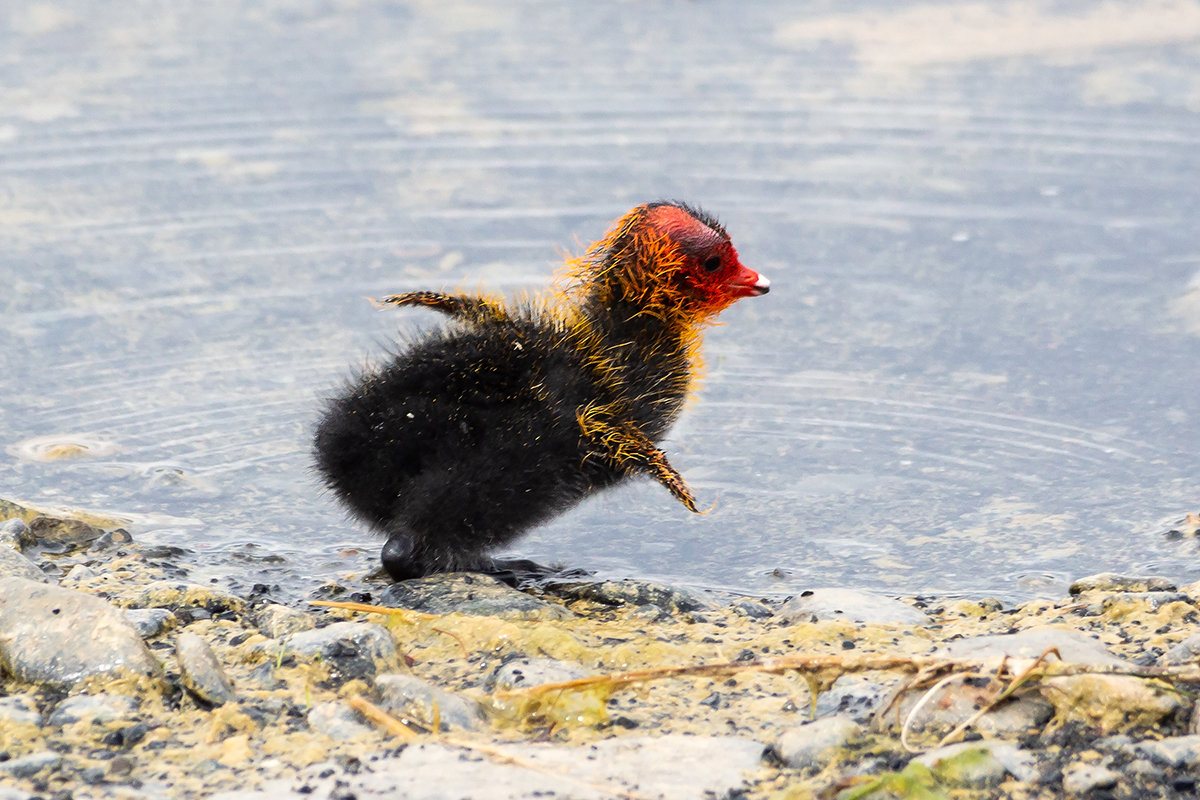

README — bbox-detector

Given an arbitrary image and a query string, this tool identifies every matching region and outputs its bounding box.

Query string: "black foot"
[381,533,427,582]
[482,558,591,588]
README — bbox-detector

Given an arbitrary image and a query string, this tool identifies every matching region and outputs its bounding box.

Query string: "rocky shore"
[1,502,1199,799]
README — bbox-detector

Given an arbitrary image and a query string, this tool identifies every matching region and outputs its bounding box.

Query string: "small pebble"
[48,694,138,726]
[0,518,34,550]
[1062,762,1121,794]
[0,696,40,726]
[375,673,483,731]
[773,715,862,770]
[176,632,237,705]
[0,750,62,778]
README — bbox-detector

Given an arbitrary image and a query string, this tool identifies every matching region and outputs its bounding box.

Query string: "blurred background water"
[1,0,1197,603]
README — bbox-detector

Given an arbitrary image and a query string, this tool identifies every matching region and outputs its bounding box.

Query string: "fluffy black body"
[313,302,690,580]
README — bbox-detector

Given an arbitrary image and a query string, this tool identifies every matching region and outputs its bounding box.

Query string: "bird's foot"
[380,532,428,582]
[482,557,591,588]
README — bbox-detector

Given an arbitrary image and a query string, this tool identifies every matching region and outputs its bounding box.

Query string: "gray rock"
[283,621,399,682]
[375,672,484,731]
[59,563,97,585]
[177,632,236,705]
[487,657,594,691]
[1165,633,1200,665]
[936,626,1127,666]
[29,515,104,547]
[0,750,62,778]
[0,785,34,800]
[0,577,163,688]
[1101,592,1191,611]
[773,715,862,769]
[0,695,40,726]
[815,674,900,720]
[128,580,245,615]
[205,734,765,800]
[732,600,774,619]
[1069,573,1176,595]
[894,678,1052,737]
[0,518,34,551]
[379,573,574,620]
[0,544,45,582]
[88,528,134,552]
[124,607,175,638]
[48,693,139,726]
[251,603,316,639]
[779,588,930,625]
[914,740,1037,785]
[628,602,671,622]
[306,701,374,740]
[1124,734,1200,768]
[1061,762,1121,794]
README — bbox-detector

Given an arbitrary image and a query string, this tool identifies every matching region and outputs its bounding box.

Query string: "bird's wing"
[374,291,512,325]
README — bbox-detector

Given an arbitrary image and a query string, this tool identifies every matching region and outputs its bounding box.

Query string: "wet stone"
[177,632,237,705]
[0,750,63,778]
[1069,573,1177,595]
[375,673,484,731]
[547,579,714,614]
[282,621,399,683]
[250,603,316,639]
[47,693,139,726]
[0,518,34,550]
[379,573,573,620]
[773,715,862,770]
[732,599,774,619]
[0,695,41,726]
[29,515,105,548]
[779,588,930,625]
[0,544,46,582]
[88,528,134,552]
[124,607,175,638]
[306,701,373,740]
[0,577,163,688]
[486,657,594,691]
[127,580,246,616]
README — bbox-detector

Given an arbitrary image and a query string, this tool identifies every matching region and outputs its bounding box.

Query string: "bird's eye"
[702,255,722,273]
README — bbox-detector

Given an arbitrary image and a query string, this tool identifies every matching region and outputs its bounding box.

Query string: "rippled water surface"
[2,1,1198,602]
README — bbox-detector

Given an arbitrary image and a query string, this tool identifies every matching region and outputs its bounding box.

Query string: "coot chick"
[314,201,769,581]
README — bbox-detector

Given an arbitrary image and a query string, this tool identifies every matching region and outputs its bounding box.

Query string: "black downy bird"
[314,202,769,581]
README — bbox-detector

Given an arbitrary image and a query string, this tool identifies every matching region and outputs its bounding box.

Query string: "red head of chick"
[313,201,769,581]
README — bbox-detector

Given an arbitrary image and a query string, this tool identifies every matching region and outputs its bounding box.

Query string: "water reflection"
[1,0,1197,603]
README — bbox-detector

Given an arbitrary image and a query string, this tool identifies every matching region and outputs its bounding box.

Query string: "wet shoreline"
[2,501,1200,799]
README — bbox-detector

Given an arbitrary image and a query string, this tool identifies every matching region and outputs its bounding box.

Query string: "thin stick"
[347,695,423,740]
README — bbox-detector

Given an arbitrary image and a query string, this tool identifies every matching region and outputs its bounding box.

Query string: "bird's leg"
[577,403,700,513]
[373,291,510,324]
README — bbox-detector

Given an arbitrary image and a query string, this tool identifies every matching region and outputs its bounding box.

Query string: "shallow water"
[2,1,1198,603]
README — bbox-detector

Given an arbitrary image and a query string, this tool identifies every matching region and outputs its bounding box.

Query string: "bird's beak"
[728,264,770,297]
